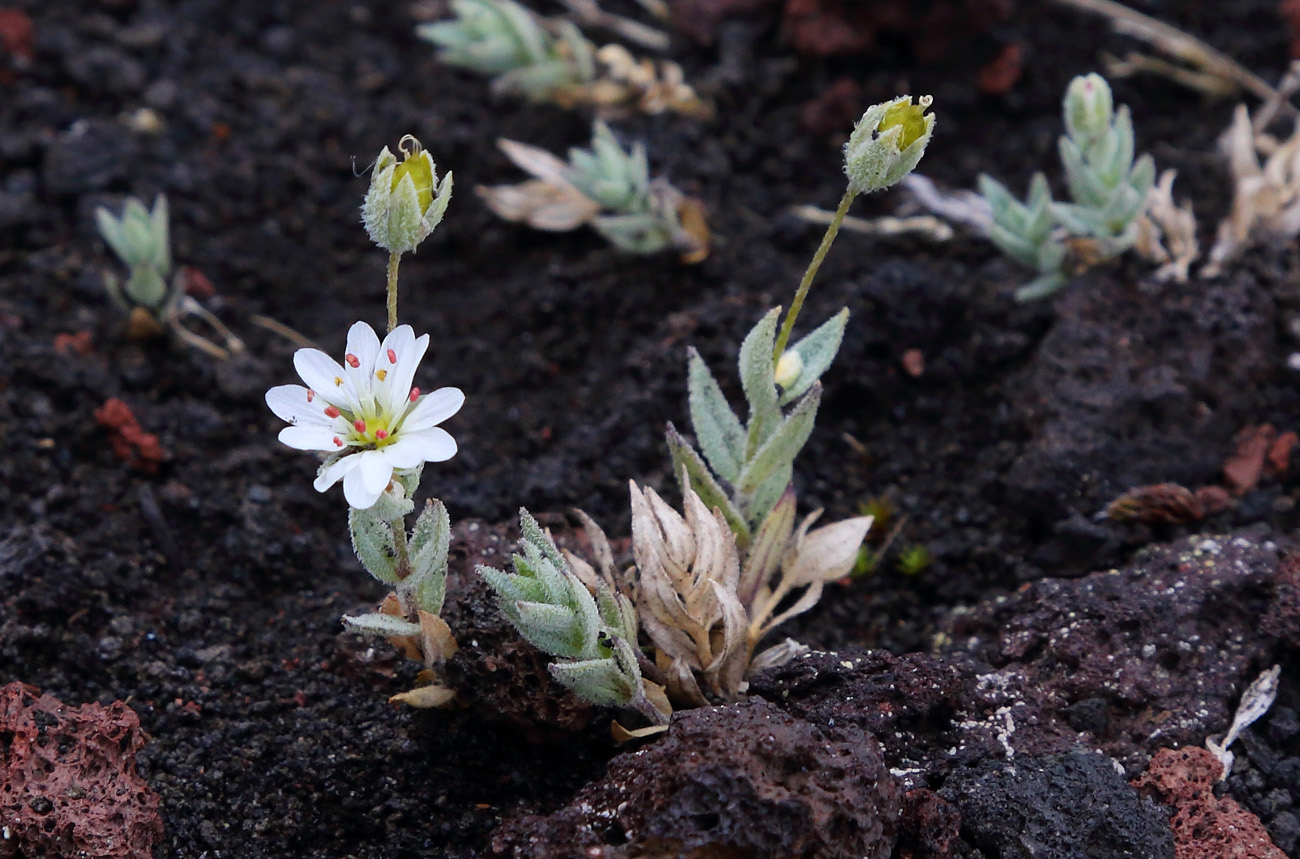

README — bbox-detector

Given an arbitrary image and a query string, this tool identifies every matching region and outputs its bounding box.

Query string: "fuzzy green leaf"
[349,507,401,584]
[687,348,745,482]
[779,309,848,406]
[666,423,751,544]
[738,308,782,453]
[409,499,451,615]
[736,384,821,496]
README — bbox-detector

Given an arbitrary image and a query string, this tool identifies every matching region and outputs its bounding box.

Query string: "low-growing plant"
[417,0,709,118]
[477,119,709,261]
[95,195,243,357]
[481,94,935,726]
[979,72,1156,300]
[266,136,464,706]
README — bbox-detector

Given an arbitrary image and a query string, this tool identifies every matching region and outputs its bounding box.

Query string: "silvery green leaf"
[520,508,565,572]
[592,213,672,254]
[736,383,820,496]
[1127,153,1155,199]
[744,461,792,529]
[1059,137,1110,209]
[149,194,171,274]
[687,348,744,482]
[779,309,848,406]
[549,657,635,707]
[1112,104,1135,176]
[666,424,750,543]
[1027,172,1053,210]
[342,613,422,638]
[369,486,415,522]
[738,308,781,453]
[409,499,451,614]
[1051,201,1104,237]
[1014,271,1068,302]
[988,222,1044,268]
[349,506,400,583]
[125,267,168,313]
[555,18,595,81]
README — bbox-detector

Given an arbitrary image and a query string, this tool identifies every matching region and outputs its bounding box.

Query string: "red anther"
[354,419,367,433]
[375,429,389,440]
[345,353,360,368]
[387,348,397,364]
[409,387,419,402]
[333,437,343,447]
[324,406,341,419]
[306,389,315,402]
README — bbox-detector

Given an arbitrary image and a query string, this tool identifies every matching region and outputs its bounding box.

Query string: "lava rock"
[945,530,1297,770]
[943,749,1175,859]
[491,697,901,859]
[0,682,163,859]
[1133,747,1286,859]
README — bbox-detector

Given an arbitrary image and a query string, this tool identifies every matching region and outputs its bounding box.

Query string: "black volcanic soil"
[3,0,1300,856]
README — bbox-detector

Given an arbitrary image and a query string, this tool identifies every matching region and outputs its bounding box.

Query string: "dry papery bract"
[476,120,709,261]
[418,0,709,119]
[1205,103,1300,276]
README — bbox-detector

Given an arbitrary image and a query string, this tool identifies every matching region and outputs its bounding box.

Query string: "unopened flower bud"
[1063,73,1113,144]
[843,95,934,195]
[362,135,453,255]
[774,350,803,389]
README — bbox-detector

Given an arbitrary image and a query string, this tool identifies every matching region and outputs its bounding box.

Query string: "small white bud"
[362,135,453,255]
[843,95,935,196]
[774,350,803,390]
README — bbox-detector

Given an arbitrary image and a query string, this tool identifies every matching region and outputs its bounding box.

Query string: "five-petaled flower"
[266,321,464,509]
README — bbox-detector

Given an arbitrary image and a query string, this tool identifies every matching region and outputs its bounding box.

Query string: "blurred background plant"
[477,120,709,261]
[979,72,1156,300]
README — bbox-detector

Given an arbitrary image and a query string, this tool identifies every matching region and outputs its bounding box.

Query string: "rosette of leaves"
[980,72,1156,301]
[417,0,596,102]
[479,509,670,725]
[624,475,869,709]
[669,306,848,545]
[417,0,708,118]
[340,465,459,707]
[477,120,708,260]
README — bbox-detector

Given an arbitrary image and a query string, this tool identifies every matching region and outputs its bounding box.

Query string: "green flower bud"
[843,95,935,196]
[1063,73,1113,145]
[362,135,453,255]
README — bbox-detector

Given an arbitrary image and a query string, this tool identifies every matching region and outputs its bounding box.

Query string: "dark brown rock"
[0,682,163,859]
[491,697,901,859]
[946,531,1297,770]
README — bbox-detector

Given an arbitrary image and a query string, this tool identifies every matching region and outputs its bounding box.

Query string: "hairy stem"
[773,188,855,361]
[386,251,402,333]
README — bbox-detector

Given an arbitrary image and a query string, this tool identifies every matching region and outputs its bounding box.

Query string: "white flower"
[266,321,464,509]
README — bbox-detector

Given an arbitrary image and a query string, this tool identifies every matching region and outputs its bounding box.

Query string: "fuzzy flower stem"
[386,251,402,333]
[773,188,855,363]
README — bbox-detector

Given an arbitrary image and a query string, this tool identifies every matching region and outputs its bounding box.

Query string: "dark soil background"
[3,0,1300,856]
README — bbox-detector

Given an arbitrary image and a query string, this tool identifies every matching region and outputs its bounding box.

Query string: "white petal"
[383,427,457,468]
[400,387,465,432]
[381,328,429,416]
[279,425,344,451]
[343,460,386,509]
[314,453,363,492]
[265,385,335,427]
[344,321,382,401]
[294,348,360,412]
[359,449,394,495]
